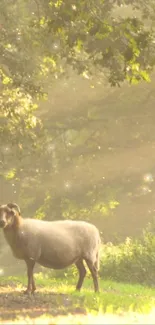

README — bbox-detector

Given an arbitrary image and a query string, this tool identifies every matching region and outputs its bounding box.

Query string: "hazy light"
[72,4,77,10]
[52,41,60,51]
[143,173,154,183]
[2,146,11,154]
[82,71,89,79]
[64,181,71,190]
[141,186,152,195]
[0,269,4,276]
[53,43,59,49]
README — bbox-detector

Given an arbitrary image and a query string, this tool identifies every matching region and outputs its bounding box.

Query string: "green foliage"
[31,0,155,86]
[4,168,16,180]
[32,188,120,222]
[0,85,43,178]
[100,222,155,285]
[1,0,155,90]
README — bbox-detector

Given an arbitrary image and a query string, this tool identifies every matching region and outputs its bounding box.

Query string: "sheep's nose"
[0,220,5,228]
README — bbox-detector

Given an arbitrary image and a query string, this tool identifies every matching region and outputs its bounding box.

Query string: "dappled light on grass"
[1,276,155,324]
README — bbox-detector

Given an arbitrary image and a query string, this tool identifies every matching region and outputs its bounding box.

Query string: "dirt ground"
[0,284,86,324]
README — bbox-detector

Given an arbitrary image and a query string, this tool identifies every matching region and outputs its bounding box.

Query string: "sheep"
[0,203,101,294]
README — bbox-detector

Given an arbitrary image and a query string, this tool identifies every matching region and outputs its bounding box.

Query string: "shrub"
[100,222,155,285]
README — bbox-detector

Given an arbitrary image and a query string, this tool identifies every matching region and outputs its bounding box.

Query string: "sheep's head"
[0,203,21,228]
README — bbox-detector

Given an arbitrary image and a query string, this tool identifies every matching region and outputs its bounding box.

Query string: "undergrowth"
[99,222,155,285]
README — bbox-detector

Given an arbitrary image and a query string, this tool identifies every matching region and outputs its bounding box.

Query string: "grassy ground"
[1,274,155,324]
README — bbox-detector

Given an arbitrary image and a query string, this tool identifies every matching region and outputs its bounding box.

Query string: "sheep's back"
[23,218,100,248]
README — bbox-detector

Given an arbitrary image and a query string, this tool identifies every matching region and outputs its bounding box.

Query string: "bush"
[100,222,155,285]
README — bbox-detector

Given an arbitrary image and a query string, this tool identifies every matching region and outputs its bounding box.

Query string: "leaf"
[140,70,151,82]
[5,168,16,180]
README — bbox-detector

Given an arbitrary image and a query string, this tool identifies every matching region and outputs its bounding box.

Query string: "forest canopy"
[1,0,155,90]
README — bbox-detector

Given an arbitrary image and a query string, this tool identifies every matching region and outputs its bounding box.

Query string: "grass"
[1,273,155,324]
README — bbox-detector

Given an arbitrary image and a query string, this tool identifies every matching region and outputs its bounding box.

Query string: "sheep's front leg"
[24,259,36,294]
[32,274,36,293]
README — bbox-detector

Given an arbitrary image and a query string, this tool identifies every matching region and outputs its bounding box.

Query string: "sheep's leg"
[85,259,99,292]
[32,275,36,293]
[24,259,35,294]
[75,259,86,291]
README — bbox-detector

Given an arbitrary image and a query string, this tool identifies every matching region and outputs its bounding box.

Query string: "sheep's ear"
[7,203,21,215]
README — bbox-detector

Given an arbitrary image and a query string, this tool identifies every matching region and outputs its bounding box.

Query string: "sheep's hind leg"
[75,259,86,291]
[85,259,99,292]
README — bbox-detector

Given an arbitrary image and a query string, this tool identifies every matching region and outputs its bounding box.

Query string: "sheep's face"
[0,205,15,228]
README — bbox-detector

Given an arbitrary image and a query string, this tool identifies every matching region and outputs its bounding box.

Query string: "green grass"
[1,273,155,317]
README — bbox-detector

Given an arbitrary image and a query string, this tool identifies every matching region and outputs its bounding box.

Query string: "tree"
[1,0,155,90]
[34,0,155,85]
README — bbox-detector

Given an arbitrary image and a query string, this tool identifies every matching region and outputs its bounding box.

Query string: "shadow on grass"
[0,286,86,321]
